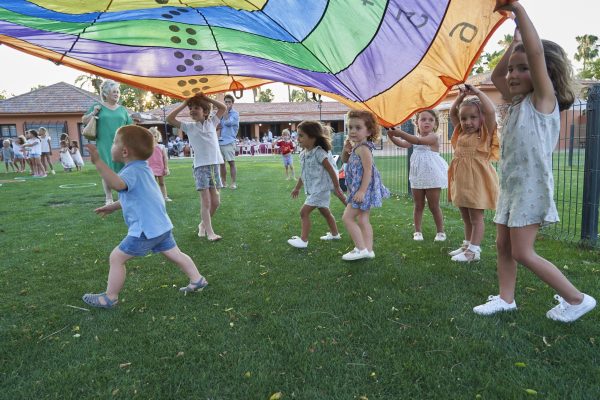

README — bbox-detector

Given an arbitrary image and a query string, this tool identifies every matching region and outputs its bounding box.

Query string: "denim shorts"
[118,230,176,256]
[282,153,293,167]
[193,164,223,190]
[29,152,41,159]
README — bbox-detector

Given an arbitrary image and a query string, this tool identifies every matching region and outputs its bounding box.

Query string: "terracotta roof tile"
[0,82,100,114]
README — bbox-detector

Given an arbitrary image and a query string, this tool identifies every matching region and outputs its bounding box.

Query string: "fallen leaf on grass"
[524,389,538,395]
[176,352,184,357]
[119,362,131,369]
[514,362,526,368]
[244,371,251,378]
[269,392,282,400]
[542,336,551,347]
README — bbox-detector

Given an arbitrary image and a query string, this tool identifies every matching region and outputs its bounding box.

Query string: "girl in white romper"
[474,1,595,322]
[70,141,85,171]
[288,121,346,248]
[59,140,75,172]
[387,109,448,242]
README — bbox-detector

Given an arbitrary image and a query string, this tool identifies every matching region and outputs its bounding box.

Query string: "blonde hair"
[281,128,291,136]
[347,110,381,142]
[513,40,576,111]
[116,125,154,160]
[148,126,162,145]
[297,120,332,152]
[414,109,439,133]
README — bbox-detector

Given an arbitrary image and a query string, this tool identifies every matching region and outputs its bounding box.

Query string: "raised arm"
[166,99,188,130]
[86,144,126,191]
[201,94,227,119]
[83,104,101,124]
[465,84,497,133]
[450,89,467,127]
[502,2,556,113]
[491,28,521,102]
[387,127,437,146]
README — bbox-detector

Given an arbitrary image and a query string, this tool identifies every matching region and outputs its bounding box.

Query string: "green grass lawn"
[1,156,599,399]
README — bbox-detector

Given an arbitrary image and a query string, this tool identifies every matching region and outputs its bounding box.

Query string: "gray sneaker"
[546,294,596,322]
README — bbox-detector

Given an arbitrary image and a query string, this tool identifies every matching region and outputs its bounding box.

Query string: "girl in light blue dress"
[473,1,595,322]
[341,110,390,261]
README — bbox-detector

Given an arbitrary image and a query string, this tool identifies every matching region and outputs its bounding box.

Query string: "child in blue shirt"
[82,125,207,309]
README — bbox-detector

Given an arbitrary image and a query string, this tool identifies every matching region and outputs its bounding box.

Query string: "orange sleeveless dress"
[447,124,499,210]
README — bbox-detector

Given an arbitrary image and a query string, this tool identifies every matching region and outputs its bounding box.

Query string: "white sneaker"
[164,196,173,202]
[367,250,375,259]
[51,169,56,175]
[287,236,308,249]
[320,232,341,240]
[413,232,424,241]
[434,232,446,242]
[451,249,480,262]
[473,295,517,315]
[342,248,370,261]
[546,294,596,322]
[449,241,469,256]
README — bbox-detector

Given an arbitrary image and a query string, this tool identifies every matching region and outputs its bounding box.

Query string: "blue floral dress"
[346,142,390,210]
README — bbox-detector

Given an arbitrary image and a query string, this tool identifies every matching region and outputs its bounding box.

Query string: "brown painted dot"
[199,77,208,83]
[192,88,201,93]
[162,14,173,19]
[182,90,191,96]
[169,25,180,32]
[171,36,181,44]
[187,38,197,45]
[184,59,194,66]
[194,65,204,72]
[188,79,197,85]
[169,10,181,15]
[173,51,184,58]
[176,65,186,72]
[202,86,210,90]
[177,80,187,87]
[192,54,202,60]
[186,28,196,35]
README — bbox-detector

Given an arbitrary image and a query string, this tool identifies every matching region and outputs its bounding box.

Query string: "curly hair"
[347,110,380,142]
[297,120,332,152]
[100,79,120,102]
[513,40,576,111]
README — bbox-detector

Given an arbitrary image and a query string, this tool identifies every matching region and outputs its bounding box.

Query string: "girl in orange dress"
[447,84,499,262]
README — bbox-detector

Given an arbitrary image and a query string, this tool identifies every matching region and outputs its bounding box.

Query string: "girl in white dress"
[473,1,595,322]
[70,141,85,171]
[387,110,448,242]
[59,140,75,172]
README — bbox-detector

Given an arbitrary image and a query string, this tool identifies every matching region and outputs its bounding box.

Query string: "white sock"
[468,244,481,253]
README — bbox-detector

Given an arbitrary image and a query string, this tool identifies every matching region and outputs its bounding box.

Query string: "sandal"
[82,292,118,309]
[179,277,208,293]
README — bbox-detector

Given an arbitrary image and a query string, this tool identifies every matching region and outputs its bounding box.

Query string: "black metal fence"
[376,84,600,248]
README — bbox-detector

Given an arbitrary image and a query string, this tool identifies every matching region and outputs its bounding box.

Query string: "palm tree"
[75,73,102,95]
[498,34,513,49]
[575,34,599,72]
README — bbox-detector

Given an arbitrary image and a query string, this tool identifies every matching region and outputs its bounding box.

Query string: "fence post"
[400,120,415,194]
[581,84,600,246]
[568,123,574,167]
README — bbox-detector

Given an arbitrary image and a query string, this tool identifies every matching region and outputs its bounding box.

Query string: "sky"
[0,0,598,101]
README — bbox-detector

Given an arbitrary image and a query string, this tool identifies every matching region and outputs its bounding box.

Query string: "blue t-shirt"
[219,108,240,145]
[118,160,173,238]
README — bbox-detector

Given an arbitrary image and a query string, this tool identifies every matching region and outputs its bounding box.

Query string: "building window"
[0,124,17,140]
[24,121,68,149]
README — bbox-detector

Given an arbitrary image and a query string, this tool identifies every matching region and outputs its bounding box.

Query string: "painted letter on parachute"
[0,1,507,125]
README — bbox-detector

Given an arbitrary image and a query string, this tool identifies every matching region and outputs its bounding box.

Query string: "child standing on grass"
[147,127,171,202]
[22,130,46,177]
[341,110,390,261]
[70,141,85,171]
[39,127,56,175]
[447,84,499,263]
[473,1,596,322]
[59,140,75,172]
[288,121,346,249]
[13,136,26,172]
[276,129,296,180]
[387,110,448,242]
[1,139,16,173]
[167,93,227,241]
[82,125,207,309]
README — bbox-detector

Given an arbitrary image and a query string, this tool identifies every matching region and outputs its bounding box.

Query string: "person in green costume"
[82,80,132,205]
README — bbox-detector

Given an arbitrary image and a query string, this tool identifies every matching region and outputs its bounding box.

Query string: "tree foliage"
[0,89,11,100]
[575,34,599,78]
[257,88,274,102]
[290,89,309,102]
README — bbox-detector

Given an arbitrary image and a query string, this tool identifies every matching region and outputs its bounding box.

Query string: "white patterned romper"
[494,94,560,227]
[409,144,448,189]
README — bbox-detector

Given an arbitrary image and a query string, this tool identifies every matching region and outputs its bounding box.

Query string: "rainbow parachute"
[0,1,506,125]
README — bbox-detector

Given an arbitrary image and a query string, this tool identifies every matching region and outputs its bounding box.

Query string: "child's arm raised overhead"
[199,93,227,119]
[86,144,127,191]
[166,99,189,130]
[491,27,521,102]
[449,89,467,128]
[352,145,372,203]
[499,1,556,113]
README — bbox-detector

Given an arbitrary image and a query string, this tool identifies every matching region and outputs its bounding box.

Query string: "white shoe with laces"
[413,232,424,241]
[320,232,341,240]
[473,295,517,315]
[434,232,447,242]
[287,236,308,248]
[546,293,596,322]
[449,240,470,256]
[342,248,370,261]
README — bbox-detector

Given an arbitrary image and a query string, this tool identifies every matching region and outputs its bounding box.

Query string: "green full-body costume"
[87,104,132,172]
